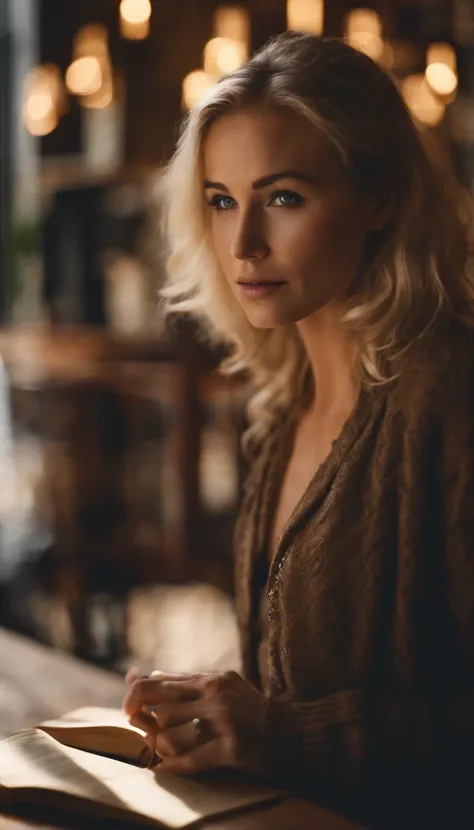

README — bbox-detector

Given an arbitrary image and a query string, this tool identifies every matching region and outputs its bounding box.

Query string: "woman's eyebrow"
[204,180,230,192]
[203,170,316,192]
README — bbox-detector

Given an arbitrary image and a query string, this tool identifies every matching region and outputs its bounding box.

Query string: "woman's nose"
[230,214,270,261]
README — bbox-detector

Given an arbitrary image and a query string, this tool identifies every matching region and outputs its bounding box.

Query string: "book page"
[0,730,283,828]
[39,706,141,733]
[38,707,149,764]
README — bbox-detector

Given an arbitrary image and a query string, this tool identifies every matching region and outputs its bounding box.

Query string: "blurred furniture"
[41,174,157,330]
[0,627,364,830]
[0,325,246,664]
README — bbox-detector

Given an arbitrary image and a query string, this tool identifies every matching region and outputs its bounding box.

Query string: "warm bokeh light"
[182,70,215,110]
[345,8,382,37]
[427,42,456,72]
[213,6,250,45]
[425,43,458,97]
[204,37,247,78]
[68,24,113,107]
[402,73,445,126]
[120,0,151,38]
[120,17,150,39]
[344,8,383,61]
[120,0,151,25]
[25,90,53,121]
[23,108,59,137]
[66,56,103,97]
[80,67,114,109]
[80,85,114,110]
[73,24,109,58]
[425,63,458,96]
[22,65,63,136]
[344,8,384,61]
[348,32,384,60]
[287,0,324,35]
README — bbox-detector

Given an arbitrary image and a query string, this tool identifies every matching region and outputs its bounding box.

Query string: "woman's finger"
[125,666,145,685]
[123,678,200,717]
[159,737,228,775]
[128,712,158,734]
[126,668,194,685]
[145,700,207,730]
[149,670,197,680]
[154,720,216,758]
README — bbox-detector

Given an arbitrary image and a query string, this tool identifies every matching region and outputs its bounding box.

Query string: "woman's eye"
[208,195,236,211]
[270,191,305,207]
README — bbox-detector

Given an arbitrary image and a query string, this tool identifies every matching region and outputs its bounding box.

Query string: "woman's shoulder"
[391,318,474,417]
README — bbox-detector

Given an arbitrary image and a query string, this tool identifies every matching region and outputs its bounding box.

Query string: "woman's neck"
[296,303,359,418]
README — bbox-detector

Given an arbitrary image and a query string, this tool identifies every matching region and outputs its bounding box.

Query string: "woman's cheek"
[276,222,328,270]
[211,226,235,271]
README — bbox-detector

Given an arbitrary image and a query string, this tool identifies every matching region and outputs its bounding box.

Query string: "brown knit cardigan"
[233,319,474,828]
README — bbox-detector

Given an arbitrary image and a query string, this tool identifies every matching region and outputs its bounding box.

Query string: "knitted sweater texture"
[233,319,474,827]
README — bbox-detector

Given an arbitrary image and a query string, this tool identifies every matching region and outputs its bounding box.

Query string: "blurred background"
[0,0,473,676]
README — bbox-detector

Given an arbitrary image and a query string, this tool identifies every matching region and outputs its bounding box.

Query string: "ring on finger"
[192,717,212,743]
[192,717,203,737]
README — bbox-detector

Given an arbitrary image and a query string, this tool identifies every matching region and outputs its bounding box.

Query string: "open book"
[0,707,284,828]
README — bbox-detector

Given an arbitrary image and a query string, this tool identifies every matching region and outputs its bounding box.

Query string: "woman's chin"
[244,305,305,328]
[243,295,345,329]
[245,310,294,329]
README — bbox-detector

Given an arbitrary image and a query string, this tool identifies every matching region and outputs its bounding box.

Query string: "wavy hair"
[159,32,474,450]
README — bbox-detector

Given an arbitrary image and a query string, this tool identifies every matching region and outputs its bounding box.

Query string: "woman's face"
[203,104,385,329]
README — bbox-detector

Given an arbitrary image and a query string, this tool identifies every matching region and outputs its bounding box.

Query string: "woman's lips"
[236,281,286,298]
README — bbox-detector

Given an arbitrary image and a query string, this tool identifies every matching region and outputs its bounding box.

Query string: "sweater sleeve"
[262,688,474,825]
[261,377,474,826]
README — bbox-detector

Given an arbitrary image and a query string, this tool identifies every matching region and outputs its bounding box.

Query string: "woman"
[123,33,474,826]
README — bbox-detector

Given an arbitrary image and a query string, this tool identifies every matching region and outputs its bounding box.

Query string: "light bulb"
[182,71,215,110]
[23,65,63,135]
[427,42,456,72]
[66,56,103,96]
[287,0,324,35]
[204,37,247,78]
[120,0,152,25]
[213,6,250,44]
[345,8,382,37]
[402,74,445,126]
[425,63,458,96]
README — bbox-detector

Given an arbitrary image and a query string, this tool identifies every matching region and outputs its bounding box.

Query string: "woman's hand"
[122,668,266,777]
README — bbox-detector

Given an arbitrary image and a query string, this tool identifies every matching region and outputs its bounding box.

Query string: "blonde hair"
[160,32,474,451]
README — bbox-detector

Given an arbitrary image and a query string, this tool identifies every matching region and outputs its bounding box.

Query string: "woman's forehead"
[203,106,337,179]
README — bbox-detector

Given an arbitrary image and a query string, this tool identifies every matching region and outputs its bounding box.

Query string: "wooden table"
[0,629,363,830]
